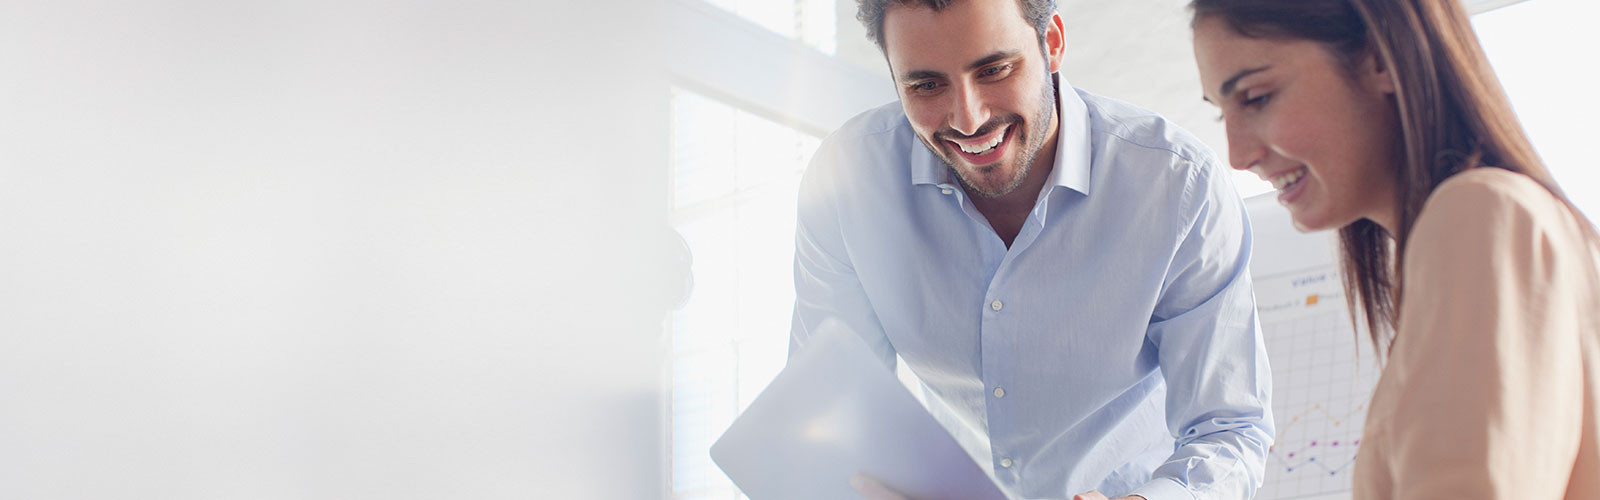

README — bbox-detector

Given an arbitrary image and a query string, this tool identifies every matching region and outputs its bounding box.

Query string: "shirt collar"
[908,73,1093,197]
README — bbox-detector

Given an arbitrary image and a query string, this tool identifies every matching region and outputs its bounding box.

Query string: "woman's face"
[1193,15,1402,232]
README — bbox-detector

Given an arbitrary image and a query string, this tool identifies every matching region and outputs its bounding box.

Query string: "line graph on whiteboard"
[1253,264,1381,500]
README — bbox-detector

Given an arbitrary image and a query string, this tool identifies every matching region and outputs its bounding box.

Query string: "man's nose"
[949,82,990,137]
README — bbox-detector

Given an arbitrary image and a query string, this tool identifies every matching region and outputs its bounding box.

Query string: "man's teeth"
[1271,167,1307,190]
[958,133,1004,154]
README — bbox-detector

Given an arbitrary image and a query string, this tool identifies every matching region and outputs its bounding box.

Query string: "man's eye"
[980,64,1010,78]
[910,81,940,94]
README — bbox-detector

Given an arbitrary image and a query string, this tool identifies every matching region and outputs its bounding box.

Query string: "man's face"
[882,0,1063,199]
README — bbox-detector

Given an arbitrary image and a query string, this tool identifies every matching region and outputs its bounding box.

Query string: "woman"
[1189,0,1600,497]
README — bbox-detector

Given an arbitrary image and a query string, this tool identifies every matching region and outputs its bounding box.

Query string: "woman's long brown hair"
[1191,0,1598,359]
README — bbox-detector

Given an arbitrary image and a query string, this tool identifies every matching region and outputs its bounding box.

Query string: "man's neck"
[968,153,1053,247]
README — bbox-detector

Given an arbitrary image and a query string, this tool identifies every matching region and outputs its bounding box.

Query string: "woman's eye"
[1243,92,1272,107]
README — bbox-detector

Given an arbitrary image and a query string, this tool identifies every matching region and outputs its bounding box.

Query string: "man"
[789,0,1274,499]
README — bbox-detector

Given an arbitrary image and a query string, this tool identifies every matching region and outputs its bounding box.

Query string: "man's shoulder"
[798,100,919,205]
[827,100,910,145]
[804,100,915,185]
[1075,88,1215,169]
[1071,88,1236,221]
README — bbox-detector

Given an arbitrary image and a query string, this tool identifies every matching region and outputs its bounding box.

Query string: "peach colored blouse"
[1352,168,1600,499]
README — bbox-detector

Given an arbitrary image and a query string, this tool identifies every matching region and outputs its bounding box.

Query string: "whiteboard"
[1245,194,1382,500]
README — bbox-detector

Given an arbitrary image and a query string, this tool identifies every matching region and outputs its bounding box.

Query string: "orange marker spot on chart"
[1305,294,1318,306]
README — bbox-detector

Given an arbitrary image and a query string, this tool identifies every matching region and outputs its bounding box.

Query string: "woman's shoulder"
[1409,167,1596,281]
[1418,167,1579,236]
[1431,167,1550,206]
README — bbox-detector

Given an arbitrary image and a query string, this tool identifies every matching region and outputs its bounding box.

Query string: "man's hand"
[1073,491,1146,500]
[850,473,910,500]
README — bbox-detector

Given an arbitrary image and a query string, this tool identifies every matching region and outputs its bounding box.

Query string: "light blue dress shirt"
[789,78,1274,500]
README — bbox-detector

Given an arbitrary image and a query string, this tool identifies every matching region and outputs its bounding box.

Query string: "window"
[668,87,822,500]
[700,0,838,55]
[1474,0,1600,219]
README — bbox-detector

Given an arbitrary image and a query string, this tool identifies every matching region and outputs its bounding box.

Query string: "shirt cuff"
[1128,477,1196,500]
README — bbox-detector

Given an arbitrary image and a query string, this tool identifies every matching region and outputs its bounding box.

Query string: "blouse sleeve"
[1383,172,1589,499]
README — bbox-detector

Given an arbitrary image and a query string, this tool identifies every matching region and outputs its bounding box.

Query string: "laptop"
[710,322,1007,500]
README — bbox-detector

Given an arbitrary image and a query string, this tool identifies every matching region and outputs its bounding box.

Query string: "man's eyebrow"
[901,69,945,82]
[898,50,1023,82]
[1206,66,1270,103]
[966,50,1020,72]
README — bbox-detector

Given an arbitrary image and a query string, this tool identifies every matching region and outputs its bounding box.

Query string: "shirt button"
[941,188,954,195]
[1000,458,1013,468]
[993,387,1005,398]
[990,300,1003,311]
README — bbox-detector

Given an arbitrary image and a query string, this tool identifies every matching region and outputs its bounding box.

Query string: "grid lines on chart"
[1253,269,1380,500]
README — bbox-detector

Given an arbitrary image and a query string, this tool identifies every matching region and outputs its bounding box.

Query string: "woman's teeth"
[958,133,1004,154]
[1271,167,1307,190]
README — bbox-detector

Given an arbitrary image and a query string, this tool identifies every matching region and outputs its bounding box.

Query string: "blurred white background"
[2,1,675,498]
[0,0,1591,499]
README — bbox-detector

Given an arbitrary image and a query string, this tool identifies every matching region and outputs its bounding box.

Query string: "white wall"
[0,1,674,498]
[1475,0,1600,219]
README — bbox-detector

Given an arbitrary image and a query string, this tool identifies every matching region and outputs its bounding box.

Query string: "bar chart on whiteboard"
[1245,194,1381,500]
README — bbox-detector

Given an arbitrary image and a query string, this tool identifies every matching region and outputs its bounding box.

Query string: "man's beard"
[919,77,1057,199]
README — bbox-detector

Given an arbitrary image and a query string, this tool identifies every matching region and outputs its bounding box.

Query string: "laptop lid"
[710,323,1007,500]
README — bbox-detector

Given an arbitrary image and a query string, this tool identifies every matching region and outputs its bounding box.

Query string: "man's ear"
[1045,12,1065,73]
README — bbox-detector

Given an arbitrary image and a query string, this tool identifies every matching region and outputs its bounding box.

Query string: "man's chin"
[954,172,1020,199]
[939,148,1029,198]
[957,163,998,175]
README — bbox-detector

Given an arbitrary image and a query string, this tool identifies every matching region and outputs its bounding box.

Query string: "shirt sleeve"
[789,139,897,370]
[1378,173,1587,499]
[1135,160,1275,500]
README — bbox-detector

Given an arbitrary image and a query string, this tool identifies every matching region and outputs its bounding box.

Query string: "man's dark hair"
[857,0,1058,52]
